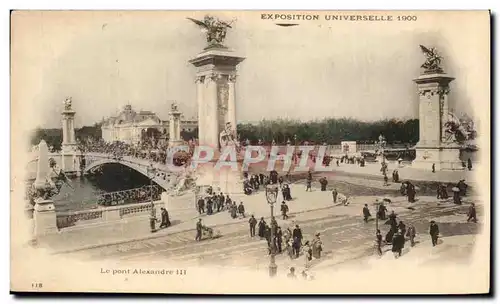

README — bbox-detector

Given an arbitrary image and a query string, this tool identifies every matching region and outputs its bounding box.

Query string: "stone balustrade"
[55,199,164,230]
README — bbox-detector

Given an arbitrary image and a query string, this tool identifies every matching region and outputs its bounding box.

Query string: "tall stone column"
[168,102,183,147]
[227,75,237,135]
[61,97,77,152]
[413,72,462,170]
[196,76,205,144]
[189,47,246,195]
[205,73,220,149]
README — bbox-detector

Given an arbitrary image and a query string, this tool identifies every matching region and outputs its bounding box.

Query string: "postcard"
[10,10,490,294]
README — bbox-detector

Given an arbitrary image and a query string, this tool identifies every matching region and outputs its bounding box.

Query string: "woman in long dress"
[303,241,313,269]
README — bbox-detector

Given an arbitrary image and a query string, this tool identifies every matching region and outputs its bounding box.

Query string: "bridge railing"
[56,199,164,230]
[96,185,162,207]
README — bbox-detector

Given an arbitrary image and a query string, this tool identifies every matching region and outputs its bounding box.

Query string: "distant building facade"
[101,105,198,145]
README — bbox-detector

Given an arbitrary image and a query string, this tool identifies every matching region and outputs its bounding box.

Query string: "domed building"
[101,104,198,145]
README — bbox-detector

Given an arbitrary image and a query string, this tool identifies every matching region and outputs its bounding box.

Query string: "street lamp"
[147,163,157,232]
[265,184,279,278]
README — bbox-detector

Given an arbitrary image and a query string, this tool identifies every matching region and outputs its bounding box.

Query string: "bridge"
[82,152,185,191]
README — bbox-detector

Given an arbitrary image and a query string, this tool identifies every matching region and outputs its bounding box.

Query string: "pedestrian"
[159,207,171,229]
[457,180,468,197]
[312,233,322,259]
[467,203,477,223]
[467,158,473,171]
[306,178,312,192]
[197,197,205,214]
[303,241,313,269]
[388,211,398,231]
[377,202,387,220]
[320,177,328,191]
[248,215,257,237]
[281,201,289,220]
[406,224,416,247]
[230,202,238,219]
[332,188,338,204]
[429,220,440,247]
[392,230,405,258]
[258,217,266,238]
[287,267,296,278]
[276,227,283,253]
[383,173,389,186]
[376,229,383,255]
[432,163,435,173]
[398,221,406,237]
[195,219,203,241]
[453,188,462,205]
[238,202,246,218]
[292,225,303,258]
[363,204,371,223]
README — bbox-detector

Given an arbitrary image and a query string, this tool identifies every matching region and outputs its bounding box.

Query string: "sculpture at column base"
[412,146,464,171]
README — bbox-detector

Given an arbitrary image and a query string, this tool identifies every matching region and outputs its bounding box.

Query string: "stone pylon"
[413,72,463,170]
[189,46,246,195]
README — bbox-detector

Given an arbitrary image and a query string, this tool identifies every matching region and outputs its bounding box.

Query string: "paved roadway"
[69,198,482,271]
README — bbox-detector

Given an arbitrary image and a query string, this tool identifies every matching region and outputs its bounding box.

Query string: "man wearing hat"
[281,201,289,220]
[467,203,478,223]
[429,220,440,247]
[363,204,371,223]
[292,225,303,258]
[312,232,323,259]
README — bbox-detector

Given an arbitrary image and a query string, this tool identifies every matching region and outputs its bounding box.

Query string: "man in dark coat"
[197,197,205,214]
[276,227,283,253]
[378,203,387,220]
[238,202,246,218]
[398,221,407,237]
[453,189,462,205]
[457,180,468,196]
[258,217,266,238]
[429,221,440,246]
[320,177,328,191]
[467,203,477,223]
[292,225,303,258]
[206,197,213,215]
[281,201,289,220]
[392,230,405,258]
[248,215,257,237]
[332,188,338,204]
[195,219,203,241]
[388,211,398,231]
[363,204,371,223]
[159,207,171,228]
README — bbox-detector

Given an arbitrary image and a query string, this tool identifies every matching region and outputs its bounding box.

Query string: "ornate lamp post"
[265,184,279,277]
[147,163,157,232]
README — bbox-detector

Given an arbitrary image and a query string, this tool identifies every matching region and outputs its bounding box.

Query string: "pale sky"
[11,11,489,130]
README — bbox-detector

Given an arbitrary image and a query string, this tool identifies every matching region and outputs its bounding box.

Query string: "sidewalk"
[36,185,350,253]
[328,162,475,184]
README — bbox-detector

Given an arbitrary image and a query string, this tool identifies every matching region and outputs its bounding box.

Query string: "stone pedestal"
[195,158,245,196]
[189,47,245,150]
[412,72,463,171]
[33,199,58,236]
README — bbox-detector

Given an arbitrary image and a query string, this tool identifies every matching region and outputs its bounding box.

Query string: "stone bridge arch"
[83,154,176,190]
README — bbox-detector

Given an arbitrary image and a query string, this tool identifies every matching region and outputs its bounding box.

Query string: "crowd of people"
[96,185,162,207]
[79,138,194,167]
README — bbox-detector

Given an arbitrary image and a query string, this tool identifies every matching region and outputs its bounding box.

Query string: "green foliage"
[237,118,419,144]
